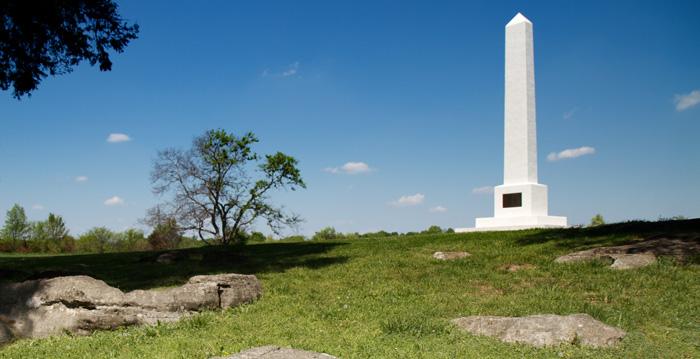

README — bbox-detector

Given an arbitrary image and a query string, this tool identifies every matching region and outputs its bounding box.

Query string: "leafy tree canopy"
[0,0,139,98]
[2,204,31,244]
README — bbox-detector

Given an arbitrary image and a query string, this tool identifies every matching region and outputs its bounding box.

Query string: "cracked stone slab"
[433,251,471,260]
[452,314,625,347]
[0,274,261,345]
[212,346,338,359]
[555,237,699,269]
[554,237,700,269]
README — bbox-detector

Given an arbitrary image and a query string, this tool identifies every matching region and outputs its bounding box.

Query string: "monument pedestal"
[456,183,567,233]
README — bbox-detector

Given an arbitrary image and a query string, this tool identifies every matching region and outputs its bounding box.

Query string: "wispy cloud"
[107,133,131,143]
[472,186,494,195]
[563,107,578,120]
[547,146,596,161]
[75,176,88,183]
[324,162,372,175]
[262,62,300,78]
[674,90,700,111]
[104,196,125,206]
[389,193,425,207]
[32,204,45,211]
[429,205,447,213]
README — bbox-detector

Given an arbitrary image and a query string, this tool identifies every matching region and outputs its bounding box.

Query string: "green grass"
[1,220,698,358]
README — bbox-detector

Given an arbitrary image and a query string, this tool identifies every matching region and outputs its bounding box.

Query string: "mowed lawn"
[0,220,698,358]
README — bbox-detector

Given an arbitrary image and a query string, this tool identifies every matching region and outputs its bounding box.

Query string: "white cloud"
[262,62,300,78]
[674,90,700,111]
[32,204,45,211]
[324,161,372,175]
[547,146,596,161]
[563,107,578,120]
[107,133,131,143]
[389,193,425,207]
[104,196,125,206]
[429,206,447,213]
[75,176,89,183]
[282,62,299,77]
[472,186,494,195]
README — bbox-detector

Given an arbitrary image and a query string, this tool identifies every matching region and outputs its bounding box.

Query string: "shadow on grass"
[0,241,348,291]
[516,218,700,251]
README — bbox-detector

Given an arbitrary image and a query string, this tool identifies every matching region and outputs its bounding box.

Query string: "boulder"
[555,237,699,269]
[213,346,338,359]
[156,252,187,264]
[452,314,625,348]
[433,251,471,260]
[0,274,261,344]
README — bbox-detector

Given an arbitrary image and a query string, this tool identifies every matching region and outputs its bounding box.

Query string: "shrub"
[248,232,266,243]
[148,219,182,250]
[114,229,149,252]
[590,214,605,227]
[312,227,340,241]
[77,227,116,253]
[422,225,443,234]
[279,235,306,242]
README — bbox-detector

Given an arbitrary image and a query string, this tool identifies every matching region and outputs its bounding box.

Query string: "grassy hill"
[0,219,698,358]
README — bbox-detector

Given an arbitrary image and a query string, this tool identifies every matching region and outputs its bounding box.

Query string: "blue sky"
[1,0,699,236]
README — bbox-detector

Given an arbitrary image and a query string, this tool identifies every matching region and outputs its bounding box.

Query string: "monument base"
[454,215,567,233]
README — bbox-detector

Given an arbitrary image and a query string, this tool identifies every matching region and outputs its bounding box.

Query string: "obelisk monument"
[458,13,567,232]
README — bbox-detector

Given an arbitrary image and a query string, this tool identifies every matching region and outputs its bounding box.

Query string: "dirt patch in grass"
[468,283,504,297]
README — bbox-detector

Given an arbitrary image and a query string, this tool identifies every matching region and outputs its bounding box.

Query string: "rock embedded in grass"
[433,251,471,260]
[212,345,338,359]
[500,263,537,272]
[608,253,657,269]
[155,251,187,264]
[0,274,261,345]
[555,237,699,269]
[452,314,625,348]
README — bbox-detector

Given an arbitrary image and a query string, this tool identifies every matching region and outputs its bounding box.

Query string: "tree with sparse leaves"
[0,0,139,98]
[148,129,306,245]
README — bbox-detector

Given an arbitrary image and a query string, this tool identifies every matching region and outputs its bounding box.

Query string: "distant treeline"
[1,204,457,253]
[273,225,455,242]
[0,204,200,254]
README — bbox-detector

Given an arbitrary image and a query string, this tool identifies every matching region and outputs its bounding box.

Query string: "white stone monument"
[457,13,567,232]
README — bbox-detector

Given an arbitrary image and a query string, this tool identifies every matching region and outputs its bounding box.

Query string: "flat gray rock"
[433,251,471,260]
[0,274,261,345]
[213,346,337,359]
[608,253,657,269]
[452,314,625,347]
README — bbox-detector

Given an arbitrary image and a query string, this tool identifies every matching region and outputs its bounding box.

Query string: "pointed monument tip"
[506,12,532,27]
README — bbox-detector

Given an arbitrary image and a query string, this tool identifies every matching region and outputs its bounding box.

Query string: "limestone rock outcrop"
[212,346,338,359]
[0,274,261,345]
[453,314,625,347]
[555,237,699,270]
